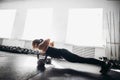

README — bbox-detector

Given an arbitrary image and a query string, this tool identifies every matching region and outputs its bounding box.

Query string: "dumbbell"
[37,55,48,71]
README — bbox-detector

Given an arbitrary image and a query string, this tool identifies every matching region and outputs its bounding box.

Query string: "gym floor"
[0,51,120,80]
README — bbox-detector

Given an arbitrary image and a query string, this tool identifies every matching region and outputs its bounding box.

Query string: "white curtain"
[104,9,120,60]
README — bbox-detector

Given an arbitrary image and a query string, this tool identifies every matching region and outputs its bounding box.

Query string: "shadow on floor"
[30,67,120,80]
[0,51,120,80]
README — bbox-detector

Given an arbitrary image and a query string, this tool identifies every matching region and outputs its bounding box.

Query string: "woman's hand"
[49,41,54,47]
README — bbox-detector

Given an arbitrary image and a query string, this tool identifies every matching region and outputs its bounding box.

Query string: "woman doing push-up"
[32,38,111,74]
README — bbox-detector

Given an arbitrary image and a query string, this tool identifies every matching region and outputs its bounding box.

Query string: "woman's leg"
[60,49,111,74]
[60,49,104,66]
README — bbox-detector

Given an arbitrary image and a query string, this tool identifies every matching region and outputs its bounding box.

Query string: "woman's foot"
[100,61,112,75]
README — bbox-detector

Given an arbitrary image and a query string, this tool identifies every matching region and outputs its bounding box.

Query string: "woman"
[32,38,111,74]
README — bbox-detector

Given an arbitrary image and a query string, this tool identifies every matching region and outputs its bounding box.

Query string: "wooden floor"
[0,51,120,80]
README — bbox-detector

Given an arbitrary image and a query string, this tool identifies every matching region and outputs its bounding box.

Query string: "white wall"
[0,38,3,45]
[95,47,106,59]
[2,38,25,47]
[0,0,119,42]
[0,0,119,58]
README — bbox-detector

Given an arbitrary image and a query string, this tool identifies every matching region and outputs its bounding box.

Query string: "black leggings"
[60,49,104,66]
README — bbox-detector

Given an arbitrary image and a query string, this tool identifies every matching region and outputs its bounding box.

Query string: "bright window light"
[66,8,103,47]
[22,8,53,40]
[0,9,16,38]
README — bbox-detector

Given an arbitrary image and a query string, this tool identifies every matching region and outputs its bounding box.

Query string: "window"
[0,9,16,38]
[22,8,54,40]
[66,8,103,47]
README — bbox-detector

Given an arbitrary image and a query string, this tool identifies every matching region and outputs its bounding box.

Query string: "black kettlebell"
[37,55,47,71]
[37,59,45,71]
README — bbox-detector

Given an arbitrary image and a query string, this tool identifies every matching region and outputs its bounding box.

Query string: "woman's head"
[32,39,44,49]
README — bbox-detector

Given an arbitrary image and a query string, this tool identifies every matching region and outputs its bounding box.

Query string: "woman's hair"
[32,39,44,47]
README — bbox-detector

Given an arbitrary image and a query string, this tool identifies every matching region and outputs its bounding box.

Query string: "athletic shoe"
[100,61,112,75]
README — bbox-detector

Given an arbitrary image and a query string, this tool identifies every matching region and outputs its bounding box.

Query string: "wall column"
[11,9,27,39]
